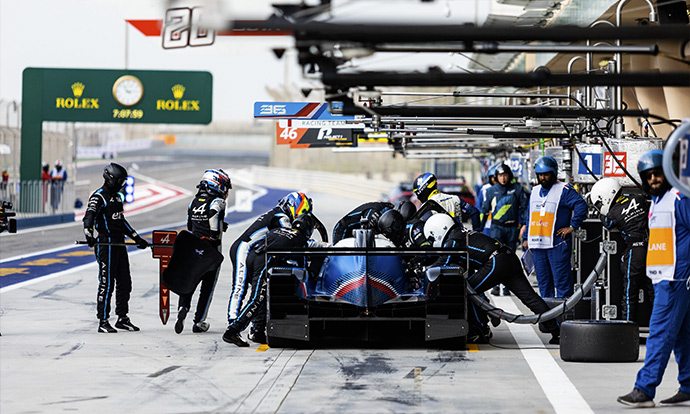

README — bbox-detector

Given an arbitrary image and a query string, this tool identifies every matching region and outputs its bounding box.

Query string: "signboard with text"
[276,119,358,148]
[604,152,627,177]
[30,68,212,124]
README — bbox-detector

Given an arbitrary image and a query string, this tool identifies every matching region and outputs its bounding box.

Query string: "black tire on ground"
[560,319,639,362]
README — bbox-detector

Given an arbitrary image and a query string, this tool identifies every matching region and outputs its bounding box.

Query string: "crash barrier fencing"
[0,179,75,217]
[248,165,394,202]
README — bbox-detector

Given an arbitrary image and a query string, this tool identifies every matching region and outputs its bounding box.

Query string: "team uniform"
[176,189,226,332]
[429,192,481,231]
[631,187,690,400]
[83,176,147,331]
[428,222,559,339]
[524,181,588,297]
[481,182,528,252]
[600,193,654,322]
[227,206,291,322]
[332,201,393,243]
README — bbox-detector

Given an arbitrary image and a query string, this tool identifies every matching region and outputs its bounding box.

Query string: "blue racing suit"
[523,183,588,298]
[634,188,690,398]
[481,182,528,251]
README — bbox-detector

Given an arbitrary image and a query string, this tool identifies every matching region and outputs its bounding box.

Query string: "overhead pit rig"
[236,0,690,359]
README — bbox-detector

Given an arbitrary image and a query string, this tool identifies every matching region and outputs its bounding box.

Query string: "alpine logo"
[195,249,205,256]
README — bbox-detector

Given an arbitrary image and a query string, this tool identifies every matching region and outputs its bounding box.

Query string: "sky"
[0,0,496,123]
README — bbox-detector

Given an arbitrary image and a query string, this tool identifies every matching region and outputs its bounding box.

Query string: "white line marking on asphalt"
[494,296,594,414]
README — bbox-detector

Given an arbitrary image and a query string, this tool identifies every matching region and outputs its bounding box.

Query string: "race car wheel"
[560,320,639,362]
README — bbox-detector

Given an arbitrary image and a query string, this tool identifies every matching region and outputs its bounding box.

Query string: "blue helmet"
[637,149,664,175]
[487,163,498,177]
[413,172,438,202]
[534,156,558,175]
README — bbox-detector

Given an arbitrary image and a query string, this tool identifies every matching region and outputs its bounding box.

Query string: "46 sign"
[162,7,215,49]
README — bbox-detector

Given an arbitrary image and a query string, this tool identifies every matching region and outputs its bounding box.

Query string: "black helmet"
[396,201,417,222]
[413,172,437,202]
[103,163,128,191]
[292,213,314,239]
[377,209,404,245]
[494,163,513,183]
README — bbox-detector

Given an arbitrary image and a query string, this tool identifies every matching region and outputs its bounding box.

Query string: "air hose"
[465,252,607,324]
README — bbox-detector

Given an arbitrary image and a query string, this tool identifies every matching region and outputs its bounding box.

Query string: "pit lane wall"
[247,165,395,203]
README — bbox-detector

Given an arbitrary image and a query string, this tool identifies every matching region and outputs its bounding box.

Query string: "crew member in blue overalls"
[413,172,481,231]
[481,163,529,296]
[476,164,498,236]
[522,156,588,298]
[618,149,690,407]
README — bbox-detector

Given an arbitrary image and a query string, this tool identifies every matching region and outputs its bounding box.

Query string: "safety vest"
[646,188,679,284]
[527,182,565,249]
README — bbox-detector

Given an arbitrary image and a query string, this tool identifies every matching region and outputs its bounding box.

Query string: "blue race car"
[265,229,469,348]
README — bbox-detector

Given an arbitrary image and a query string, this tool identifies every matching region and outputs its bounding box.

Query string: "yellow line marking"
[20,258,68,266]
[256,344,269,352]
[59,251,94,257]
[0,268,31,276]
[467,344,479,352]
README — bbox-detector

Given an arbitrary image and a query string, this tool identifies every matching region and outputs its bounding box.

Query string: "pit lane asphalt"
[1,161,685,413]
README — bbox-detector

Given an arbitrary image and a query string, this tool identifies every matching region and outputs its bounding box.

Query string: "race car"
[265,229,469,348]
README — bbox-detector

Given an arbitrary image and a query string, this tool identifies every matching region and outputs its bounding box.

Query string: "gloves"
[223,221,229,232]
[367,210,382,229]
[84,228,96,248]
[134,236,149,249]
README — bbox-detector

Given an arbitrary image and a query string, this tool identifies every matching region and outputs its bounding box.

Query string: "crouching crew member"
[423,213,561,344]
[222,214,325,347]
[226,192,312,336]
[174,169,231,334]
[83,163,149,333]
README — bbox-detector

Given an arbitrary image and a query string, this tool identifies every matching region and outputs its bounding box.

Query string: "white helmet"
[588,178,621,215]
[423,213,456,247]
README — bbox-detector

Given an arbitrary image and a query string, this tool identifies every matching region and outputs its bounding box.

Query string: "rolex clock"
[112,75,144,106]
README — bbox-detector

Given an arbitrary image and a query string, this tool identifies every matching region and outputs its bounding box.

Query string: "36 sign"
[604,152,627,177]
[163,7,215,49]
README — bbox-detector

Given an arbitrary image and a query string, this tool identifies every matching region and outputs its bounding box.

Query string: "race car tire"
[560,319,639,362]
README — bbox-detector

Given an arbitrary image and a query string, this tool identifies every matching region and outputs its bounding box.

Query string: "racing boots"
[115,316,140,331]
[222,329,249,347]
[98,319,117,333]
[248,326,267,344]
[174,307,188,334]
[192,321,210,333]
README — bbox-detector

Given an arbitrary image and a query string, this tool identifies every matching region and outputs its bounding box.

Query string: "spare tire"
[560,320,639,362]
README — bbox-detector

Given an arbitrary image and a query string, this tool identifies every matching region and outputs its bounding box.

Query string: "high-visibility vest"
[527,182,566,249]
[646,188,680,284]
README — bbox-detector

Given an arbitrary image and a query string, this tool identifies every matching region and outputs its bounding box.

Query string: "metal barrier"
[0,179,74,217]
